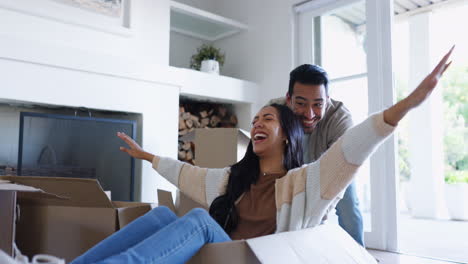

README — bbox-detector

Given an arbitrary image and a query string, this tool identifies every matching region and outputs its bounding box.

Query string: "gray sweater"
[268,97,353,162]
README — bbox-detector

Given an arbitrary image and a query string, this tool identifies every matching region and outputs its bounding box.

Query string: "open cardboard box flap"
[246,225,377,264]
[0,176,113,208]
[114,201,154,228]
[0,180,66,201]
[0,176,152,261]
[0,177,68,257]
[158,189,377,264]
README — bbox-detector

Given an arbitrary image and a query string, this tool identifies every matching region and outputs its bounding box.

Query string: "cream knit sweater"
[152,111,394,233]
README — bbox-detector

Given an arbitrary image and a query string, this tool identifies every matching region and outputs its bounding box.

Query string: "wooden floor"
[368,249,466,264]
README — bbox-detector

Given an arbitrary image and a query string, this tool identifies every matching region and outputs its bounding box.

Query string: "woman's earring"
[285,139,289,145]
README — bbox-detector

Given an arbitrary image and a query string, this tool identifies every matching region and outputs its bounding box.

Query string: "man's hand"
[117,132,154,162]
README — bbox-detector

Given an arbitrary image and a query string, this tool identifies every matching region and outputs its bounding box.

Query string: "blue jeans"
[335,181,364,246]
[70,207,231,264]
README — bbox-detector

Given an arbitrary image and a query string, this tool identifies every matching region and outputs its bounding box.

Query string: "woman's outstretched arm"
[383,45,453,126]
[318,46,454,200]
[117,132,229,207]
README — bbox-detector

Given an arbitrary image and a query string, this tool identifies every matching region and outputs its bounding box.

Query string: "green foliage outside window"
[397,66,468,184]
[396,77,411,182]
[442,66,468,183]
[445,170,468,183]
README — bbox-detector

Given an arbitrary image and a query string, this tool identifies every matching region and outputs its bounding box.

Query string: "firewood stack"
[178,102,238,164]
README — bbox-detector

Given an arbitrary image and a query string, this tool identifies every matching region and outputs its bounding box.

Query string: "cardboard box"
[0,176,152,263]
[158,190,377,264]
[181,128,250,168]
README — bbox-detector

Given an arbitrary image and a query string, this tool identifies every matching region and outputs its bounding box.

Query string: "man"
[270,64,364,245]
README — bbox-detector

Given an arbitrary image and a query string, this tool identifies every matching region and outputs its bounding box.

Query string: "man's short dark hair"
[288,64,329,96]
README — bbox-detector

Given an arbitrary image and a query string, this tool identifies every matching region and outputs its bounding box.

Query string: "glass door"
[295,0,397,250]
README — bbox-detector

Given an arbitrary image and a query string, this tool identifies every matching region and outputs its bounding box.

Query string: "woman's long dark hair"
[209,104,304,234]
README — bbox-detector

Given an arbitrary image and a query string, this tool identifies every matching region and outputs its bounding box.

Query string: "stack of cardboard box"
[0,176,151,262]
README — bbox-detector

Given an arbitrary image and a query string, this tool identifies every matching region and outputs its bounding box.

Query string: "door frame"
[292,0,398,251]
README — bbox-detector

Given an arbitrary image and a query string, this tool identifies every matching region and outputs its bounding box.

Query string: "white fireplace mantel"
[0,37,180,203]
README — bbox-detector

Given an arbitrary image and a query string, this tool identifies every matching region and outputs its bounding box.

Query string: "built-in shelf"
[169,0,248,41]
[168,66,257,130]
[168,66,258,105]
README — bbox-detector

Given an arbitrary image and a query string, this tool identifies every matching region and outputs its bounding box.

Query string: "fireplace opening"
[0,103,140,201]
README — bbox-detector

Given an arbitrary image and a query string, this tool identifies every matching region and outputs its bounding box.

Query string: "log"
[218,106,227,117]
[210,115,221,127]
[179,129,188,136]
[182,142,191,151]
[179,103,238,135]
[185,119,194,129]
[230,115,238,126]
[190,115,200,122]
[181,112,191,120]
[200,118,210,127]
[200,110,208,118]
[179,118,187,130]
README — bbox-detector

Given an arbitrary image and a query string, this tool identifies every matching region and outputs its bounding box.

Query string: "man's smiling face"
[286,82,328,133]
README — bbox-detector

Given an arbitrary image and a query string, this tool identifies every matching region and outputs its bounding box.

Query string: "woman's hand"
[384,45,454,126]
[117,132,154,162]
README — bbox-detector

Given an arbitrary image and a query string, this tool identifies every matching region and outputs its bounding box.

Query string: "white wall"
[131,0,171,64]
[0,0,170,64]
[170,32,207,69]
[210,0,299,112]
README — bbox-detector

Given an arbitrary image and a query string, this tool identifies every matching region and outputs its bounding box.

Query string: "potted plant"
[445,170,468,220]
[190,44,225,75]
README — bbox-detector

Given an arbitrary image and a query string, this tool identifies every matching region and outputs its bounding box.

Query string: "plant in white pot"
[445,170,468,220]
[190,44,225,75]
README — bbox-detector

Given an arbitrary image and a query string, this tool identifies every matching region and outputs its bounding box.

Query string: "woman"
[71,47,453,264]
[72,103,304,264]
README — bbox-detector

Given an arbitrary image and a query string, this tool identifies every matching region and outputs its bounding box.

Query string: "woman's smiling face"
[250,106,286,157]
